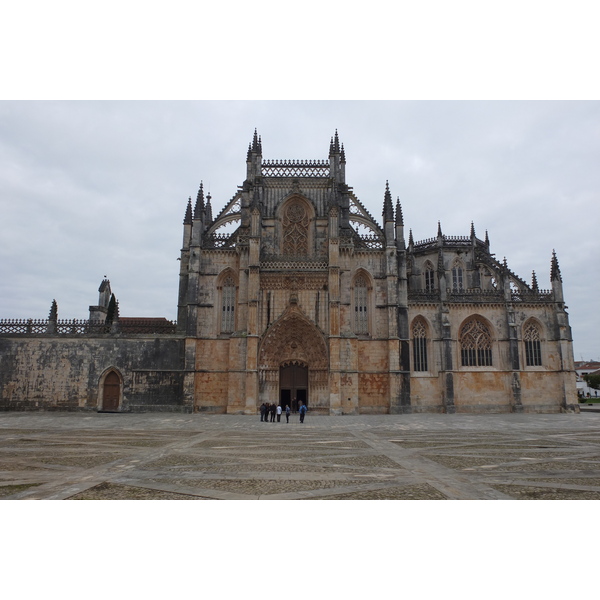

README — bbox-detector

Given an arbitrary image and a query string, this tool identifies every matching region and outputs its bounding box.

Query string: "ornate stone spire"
[551,249,562,282]
[48,299,58,321]
[205,193,213,223]
[437,221,443,238]
[395,197,404,226]
[531,270,539,291]
[382,181,394,222]
[470,221,476,238]
[340,143,346,163]
[251,128,261,154]
[194,182,205,220]
[184,197,193,225]
[408,228,414,248]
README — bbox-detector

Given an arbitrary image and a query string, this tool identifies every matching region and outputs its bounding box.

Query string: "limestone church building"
[0,131,577,414]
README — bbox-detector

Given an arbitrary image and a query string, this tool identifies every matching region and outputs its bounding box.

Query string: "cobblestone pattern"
[2,412,600,500]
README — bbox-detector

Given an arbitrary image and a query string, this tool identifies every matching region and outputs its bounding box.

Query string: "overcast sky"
[0,101,598,359]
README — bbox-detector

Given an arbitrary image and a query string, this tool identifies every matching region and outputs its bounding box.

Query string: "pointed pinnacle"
[408,229,414,247]
[531,270,539,290]
[551,249,562,282]
[437,221,443,237]
[340,143,346,162]
[205,193,213,223]
[194,182,205,220]
[48,299,58,320]
[184,198,193,224]
[334,129,340,152]
[395,197,404,226]
[383,181,394,221]
[470,221,476,238]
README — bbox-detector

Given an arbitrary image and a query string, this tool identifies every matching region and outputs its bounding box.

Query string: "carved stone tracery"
[283,202,309,257]
[259,308,328,372]
[260,273,327,291]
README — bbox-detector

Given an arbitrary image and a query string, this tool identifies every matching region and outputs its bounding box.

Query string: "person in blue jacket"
[299,402,307,423]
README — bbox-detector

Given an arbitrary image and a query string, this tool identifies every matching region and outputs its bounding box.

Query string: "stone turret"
[89,278,112,322]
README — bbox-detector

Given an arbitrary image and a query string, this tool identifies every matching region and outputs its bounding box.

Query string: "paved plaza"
[2,411,600,500]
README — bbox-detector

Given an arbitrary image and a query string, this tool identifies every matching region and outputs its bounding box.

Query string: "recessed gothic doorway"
[280,362,308,412]
[258,306,329,413]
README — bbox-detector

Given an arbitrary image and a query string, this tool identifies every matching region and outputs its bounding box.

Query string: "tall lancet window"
[452,259,464,291]
[460,318,493,367]
[354,275,369,335]
[424,262,435,292]
[221,276,236,334]
[524,321,542,366]
[412,318,428,372]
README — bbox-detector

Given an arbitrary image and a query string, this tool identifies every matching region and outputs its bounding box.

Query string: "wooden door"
[280,364,308,411]
[103,372,120,411]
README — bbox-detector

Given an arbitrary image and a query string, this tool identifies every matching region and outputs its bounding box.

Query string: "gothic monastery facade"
[0,131,577,413]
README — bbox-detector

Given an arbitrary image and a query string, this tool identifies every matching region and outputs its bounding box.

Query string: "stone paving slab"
[1,412,600,500]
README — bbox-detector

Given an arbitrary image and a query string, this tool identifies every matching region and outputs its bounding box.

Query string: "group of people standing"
[259,402,307,423]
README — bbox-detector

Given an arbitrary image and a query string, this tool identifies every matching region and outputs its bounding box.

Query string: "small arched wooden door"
[103,371,121,411]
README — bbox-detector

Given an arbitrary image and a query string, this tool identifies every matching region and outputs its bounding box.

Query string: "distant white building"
[575,361,600,397]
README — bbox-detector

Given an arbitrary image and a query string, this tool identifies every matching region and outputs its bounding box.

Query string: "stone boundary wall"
[0,336,188,412]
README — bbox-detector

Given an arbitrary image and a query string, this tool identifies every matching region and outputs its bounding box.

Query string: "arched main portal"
[258,307,329,412]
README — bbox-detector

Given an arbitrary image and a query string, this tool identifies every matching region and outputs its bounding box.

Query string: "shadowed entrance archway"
[258,306,329,412]
[280,361,308,412]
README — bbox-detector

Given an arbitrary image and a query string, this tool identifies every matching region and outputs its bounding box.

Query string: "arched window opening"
[412,318,428,372]
[460,318,492,367]
[524,321,542,366]
[452,260,464,291]
[354,275,369,335]
[424,262,435,292]
[221,276,236,334]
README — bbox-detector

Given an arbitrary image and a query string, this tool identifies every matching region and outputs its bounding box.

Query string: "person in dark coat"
[270,403,276,422]
[285,404,291,423]
[260,403,266,422]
